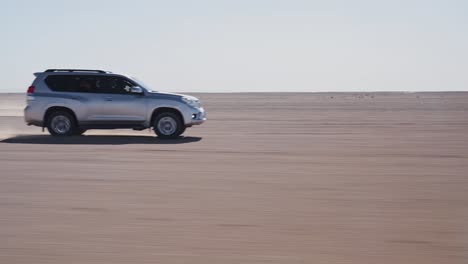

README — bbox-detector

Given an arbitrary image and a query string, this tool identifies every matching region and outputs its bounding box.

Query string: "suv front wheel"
[47,111,76,136]
[153,112,185,139]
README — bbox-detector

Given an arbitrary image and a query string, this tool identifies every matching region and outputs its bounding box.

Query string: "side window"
[95,76,110,93]
[98,76,137,94]
[45,75,137,94]
[75,75,98,93]
[45,75,99,93]
[45,75,75,92]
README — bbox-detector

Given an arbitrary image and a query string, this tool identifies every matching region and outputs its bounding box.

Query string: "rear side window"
[45,75,75,92]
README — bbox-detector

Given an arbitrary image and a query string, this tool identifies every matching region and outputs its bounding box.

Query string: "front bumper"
[187,107,206,126]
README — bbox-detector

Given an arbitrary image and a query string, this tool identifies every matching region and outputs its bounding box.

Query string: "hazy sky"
[2,0,467,92]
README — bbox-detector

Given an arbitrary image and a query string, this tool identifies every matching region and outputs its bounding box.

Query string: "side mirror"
[130,86,143,94]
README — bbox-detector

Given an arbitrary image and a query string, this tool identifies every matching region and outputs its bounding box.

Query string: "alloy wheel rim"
[157,116,177,136]
[51,115,71,134]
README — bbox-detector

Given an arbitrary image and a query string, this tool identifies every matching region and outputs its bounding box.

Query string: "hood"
[146,91,198,101]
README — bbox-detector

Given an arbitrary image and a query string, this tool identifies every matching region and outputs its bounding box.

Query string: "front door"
[76,75,147,124]
[95,76,147,123]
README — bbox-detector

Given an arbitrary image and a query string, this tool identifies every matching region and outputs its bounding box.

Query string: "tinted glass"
[45,75,137,94]
[45,75,75,92]
[97,76,137,94]
[45,75,98,93]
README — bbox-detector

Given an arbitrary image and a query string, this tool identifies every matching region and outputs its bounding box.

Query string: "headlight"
[182,97,201,108]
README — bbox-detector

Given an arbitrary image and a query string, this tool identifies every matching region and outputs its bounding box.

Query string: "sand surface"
[1,92,468,264]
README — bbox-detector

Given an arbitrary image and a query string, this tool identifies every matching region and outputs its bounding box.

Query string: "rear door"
[44,74,103,122]
[69,75,110,122]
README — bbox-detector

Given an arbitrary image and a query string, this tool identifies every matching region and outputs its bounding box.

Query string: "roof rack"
[45,69,108,73]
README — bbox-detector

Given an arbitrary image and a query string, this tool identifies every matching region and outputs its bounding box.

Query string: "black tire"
[179,126,186,135]
[153,112,185,139]
[73,128,87,136]
[46,111,76,136]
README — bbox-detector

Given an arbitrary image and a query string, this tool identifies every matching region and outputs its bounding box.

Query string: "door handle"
[104,97,113,101]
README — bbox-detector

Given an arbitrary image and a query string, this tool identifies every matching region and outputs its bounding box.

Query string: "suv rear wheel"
[153,112,185,139]
[46,111,76,136]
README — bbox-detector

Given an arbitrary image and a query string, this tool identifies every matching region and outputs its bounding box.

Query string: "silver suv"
[24,69,206,139]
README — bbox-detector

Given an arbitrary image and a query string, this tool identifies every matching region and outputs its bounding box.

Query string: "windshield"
[129,76,157,92]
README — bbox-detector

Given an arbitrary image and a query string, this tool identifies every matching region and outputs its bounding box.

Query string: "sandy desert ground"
[1,92,468,264]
